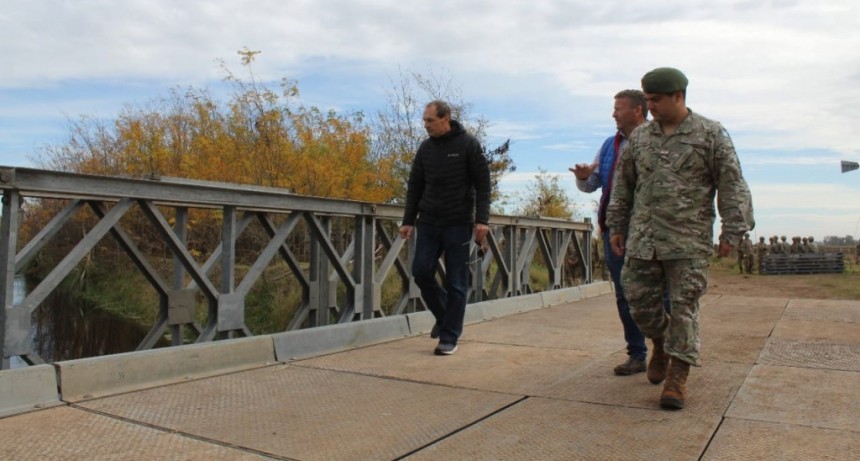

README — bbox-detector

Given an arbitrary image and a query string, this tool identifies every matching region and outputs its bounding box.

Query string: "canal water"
[8,275,153,368]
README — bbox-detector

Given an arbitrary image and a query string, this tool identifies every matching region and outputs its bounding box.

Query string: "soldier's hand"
[610,233,626,257]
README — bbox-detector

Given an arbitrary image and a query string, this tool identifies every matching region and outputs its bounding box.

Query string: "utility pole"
[845,161,860,242]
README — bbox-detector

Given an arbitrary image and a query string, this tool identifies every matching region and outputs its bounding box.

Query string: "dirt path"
[706,265,860,300]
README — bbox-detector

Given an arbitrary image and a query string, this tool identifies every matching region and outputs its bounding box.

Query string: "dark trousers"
[412,222,472,345]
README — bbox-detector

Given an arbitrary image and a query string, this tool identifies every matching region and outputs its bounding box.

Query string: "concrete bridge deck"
[1,291,858,460]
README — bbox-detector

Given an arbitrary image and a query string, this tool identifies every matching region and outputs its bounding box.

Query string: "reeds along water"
[12,275,156,365]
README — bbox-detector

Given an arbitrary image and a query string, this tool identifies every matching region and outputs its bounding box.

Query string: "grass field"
[707,255,860,300]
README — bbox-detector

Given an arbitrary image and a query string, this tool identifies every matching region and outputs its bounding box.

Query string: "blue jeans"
[603,230,670,361]
[412,222,472,345]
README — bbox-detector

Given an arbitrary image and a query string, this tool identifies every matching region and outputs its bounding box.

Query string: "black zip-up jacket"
[402,120,491,226]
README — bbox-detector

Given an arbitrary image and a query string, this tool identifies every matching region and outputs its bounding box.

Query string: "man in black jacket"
[399,100,491,355]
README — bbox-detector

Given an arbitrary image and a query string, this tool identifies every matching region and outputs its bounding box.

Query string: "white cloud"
[485,120,544,142]
[542,142,592,152]
[500,171,860,239]
[497,170,572,187]
[751,183,860,212]
[742,155,847,166]
[2,0,860,236]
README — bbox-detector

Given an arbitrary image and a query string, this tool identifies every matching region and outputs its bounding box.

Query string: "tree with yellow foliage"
[518,169,580,220]
[371,66,514,204]
[35,49,394,204]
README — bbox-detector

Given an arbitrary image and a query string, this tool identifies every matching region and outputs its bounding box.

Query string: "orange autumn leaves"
[36,50,514,208]
[41,85,396,204]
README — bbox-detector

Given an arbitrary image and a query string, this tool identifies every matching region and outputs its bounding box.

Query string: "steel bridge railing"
[0,166,592,368]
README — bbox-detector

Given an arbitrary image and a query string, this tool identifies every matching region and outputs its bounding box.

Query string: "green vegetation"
[708,253,860,300]
[18,50,581,361]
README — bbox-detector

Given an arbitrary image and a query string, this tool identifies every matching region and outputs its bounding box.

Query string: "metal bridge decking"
[1,290,857,460]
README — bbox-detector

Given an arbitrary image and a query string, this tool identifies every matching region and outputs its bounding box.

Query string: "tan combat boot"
[647,337,670,384]
[659,358,691,410]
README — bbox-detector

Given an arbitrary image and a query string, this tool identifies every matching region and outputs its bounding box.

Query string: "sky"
[2,0,860,241]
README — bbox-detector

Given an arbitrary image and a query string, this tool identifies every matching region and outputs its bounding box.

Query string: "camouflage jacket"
[739,239,754,255]
[606,109,753,260]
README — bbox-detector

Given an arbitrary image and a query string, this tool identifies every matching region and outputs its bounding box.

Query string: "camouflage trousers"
[621,257,709,366]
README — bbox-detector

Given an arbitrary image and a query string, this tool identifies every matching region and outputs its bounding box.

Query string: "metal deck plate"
[697,332,768,365]
[699,299,786,338]
[772,318,860,344]
[3,293,859,459]
[706,295,789,309]
[79,364,519,461]
[405,397,719,461]
[702,418,860,461]
[784,299,860,322]
[786,298,860,310]
[758,337,860,371]
[699,293,720,306]
[699,331,767,366]
[726,364,860,431]
[539,356,750,417]
[299,336,595,395]
[463,300,628,354]
[0,406,268,460]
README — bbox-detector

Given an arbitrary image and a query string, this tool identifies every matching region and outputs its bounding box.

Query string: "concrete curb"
[0,364,63,417]
[1,283,610,411]
[541,286,583,307]
[400,303,490,336]
[403,284,602,339]
[273,315,411,361]
[405,311,436,336]
[478,292,545,319]
[406,283,607,337]
[580,281,612,298]
[56,335,276,403]
[463,304,487,325]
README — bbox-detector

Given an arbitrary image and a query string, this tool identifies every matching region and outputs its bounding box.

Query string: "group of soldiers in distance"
[590,232,857,281]
[737,233,820,274]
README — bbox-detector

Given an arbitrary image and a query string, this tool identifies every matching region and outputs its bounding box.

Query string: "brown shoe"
[660,358,691,410]
[613,357,646,376]
[647,337,670,384]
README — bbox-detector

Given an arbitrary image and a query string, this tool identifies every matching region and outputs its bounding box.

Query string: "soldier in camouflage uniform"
[591,236,606,281]
[790,236,801,254]
[780,235,790,254]
[738,233,754,273]
[768,236,781,255]
[606,67,753,410]
[754,236,768,273]
[801,237,812,254]
[808,236,819,254]
[573,89,669,375]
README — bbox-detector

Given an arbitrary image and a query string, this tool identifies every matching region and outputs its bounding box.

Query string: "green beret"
[641,67,688,94]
